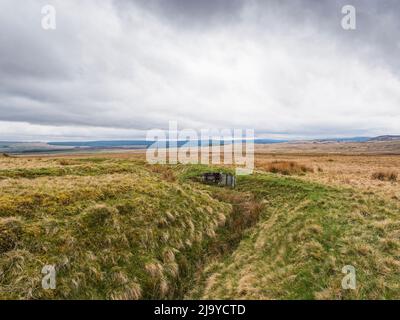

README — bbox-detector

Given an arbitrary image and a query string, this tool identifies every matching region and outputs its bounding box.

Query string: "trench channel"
[172,183,265,299]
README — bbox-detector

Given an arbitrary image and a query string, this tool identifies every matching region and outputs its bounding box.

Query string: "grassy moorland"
[190,174,400,299]
[0,157,232,299]
[254,153,400,201]
[0,154,399,299]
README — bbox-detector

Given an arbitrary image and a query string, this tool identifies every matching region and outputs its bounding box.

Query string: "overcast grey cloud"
[0,0,399,140]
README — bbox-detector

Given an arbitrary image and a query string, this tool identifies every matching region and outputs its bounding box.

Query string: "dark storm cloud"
[130,0,400,71]
[0,0,399,140]
[292,0,400,73]
[116,0,245,27]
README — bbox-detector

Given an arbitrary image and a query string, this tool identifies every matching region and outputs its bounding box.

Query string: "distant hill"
[50,139,288,147]
[2,135,400,154]
[308,137,371,143]
[254,139,288,144]
[48,140,151,148]
[0,142,74,154]
[368,135,400,142]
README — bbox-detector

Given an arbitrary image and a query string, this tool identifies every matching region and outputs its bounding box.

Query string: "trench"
[171,185,265,299]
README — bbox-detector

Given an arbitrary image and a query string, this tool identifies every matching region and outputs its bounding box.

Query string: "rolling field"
[0,157,232,299]
[0,150,399,299]
[254,153,400,200]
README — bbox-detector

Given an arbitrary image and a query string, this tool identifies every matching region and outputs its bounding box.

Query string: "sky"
[0,0,399,141]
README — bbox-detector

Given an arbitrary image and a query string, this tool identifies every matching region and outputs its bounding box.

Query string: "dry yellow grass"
[255,153,400,201]
[2,142,400,300]
[257,160,313,175]
[255,140,400,154]
[371,171,398,182]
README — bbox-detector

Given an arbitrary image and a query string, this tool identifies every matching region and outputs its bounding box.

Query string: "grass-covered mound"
[0,159,231,299]
[189,173,400,299]
[1,156,400,300]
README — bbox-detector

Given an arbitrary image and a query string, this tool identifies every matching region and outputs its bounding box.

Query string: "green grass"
[0,161,146,179]
[189,173,400,299]
[0,160,232,299]
[1,158,399,300]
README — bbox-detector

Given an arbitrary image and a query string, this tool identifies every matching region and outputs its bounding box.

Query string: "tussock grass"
[146,164,177,182]
[1,156,400,300]
[58,159,78,166]
[371,171,397,182]
[190,174,400,299]
[0,158,232,299]
[0,162,143,179]
[258,160,313,175]
[0,217,22,254]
